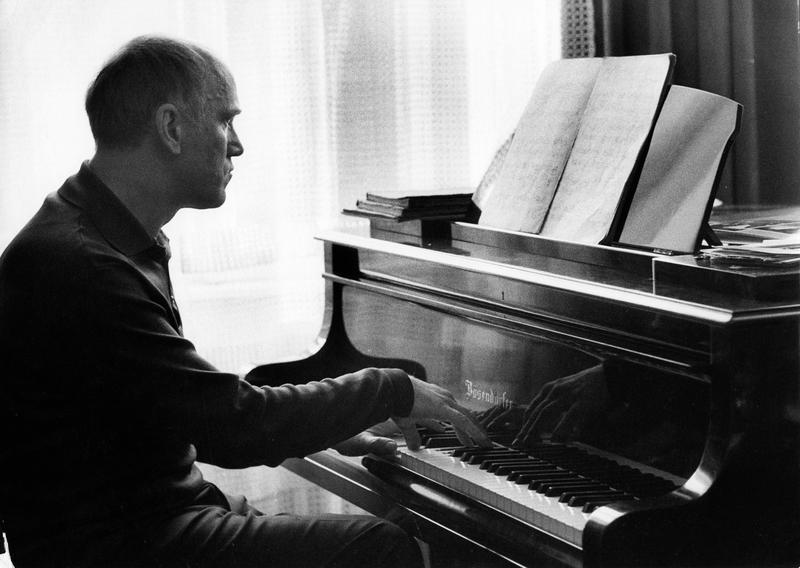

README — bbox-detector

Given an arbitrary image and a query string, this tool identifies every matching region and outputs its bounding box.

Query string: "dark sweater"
[0,163,413,548]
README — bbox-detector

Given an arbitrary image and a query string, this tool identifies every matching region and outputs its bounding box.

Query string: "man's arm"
[86,258,487,467]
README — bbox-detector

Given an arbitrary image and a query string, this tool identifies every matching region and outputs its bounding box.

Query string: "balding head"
[85,35,232,150]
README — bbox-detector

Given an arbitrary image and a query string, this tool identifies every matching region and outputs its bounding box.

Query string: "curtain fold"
[595,0,800,206]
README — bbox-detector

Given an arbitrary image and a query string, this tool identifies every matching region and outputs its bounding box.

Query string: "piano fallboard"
[247,220,800,568]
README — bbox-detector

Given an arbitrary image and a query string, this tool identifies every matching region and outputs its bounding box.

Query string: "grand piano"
[245,213,800,567]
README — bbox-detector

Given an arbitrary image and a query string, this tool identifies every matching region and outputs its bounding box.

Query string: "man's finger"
[367,435,399,456]
[395,417,422,451]
[334,432,398,456]
[447,406,492,448]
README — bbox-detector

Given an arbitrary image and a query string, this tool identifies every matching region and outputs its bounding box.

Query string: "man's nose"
[228,126,244,157]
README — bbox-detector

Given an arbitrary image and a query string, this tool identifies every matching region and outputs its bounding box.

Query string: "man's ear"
[155,103,182,154]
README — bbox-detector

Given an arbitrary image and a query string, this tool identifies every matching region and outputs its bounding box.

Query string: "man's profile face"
[179,71,243,209]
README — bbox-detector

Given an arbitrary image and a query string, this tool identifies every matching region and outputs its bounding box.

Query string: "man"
[0,36,489,567]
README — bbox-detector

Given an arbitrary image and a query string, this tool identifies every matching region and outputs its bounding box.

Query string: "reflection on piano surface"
[246,218,800,567]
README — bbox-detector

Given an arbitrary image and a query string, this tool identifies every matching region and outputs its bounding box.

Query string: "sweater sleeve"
[211,367,414,467]
[80,253,414,468]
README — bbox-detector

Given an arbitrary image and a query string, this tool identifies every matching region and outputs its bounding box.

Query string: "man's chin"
[188,190,227,210]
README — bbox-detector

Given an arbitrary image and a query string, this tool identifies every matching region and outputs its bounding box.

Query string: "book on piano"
[363,191,473,208]
[344,189,474,221]
[475,54,742,255]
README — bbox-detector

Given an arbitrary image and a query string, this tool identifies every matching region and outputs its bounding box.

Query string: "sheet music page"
[540,54,673,243]
[478,58,603,232]
[472,133,514,212]
[618,85,741,253]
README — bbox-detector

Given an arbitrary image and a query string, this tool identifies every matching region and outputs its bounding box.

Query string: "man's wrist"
[382,368,414,417]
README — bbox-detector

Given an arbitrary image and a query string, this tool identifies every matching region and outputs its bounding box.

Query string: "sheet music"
[617,85,741,253]
[472,133,514,212]
[540,54,673,243]
[478,58,603,232]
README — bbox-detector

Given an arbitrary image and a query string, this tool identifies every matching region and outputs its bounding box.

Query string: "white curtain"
[0,0,562,515]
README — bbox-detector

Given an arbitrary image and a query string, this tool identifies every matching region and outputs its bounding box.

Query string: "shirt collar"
[59,161,168,258]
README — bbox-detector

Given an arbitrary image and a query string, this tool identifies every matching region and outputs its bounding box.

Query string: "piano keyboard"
[394,431,678,547]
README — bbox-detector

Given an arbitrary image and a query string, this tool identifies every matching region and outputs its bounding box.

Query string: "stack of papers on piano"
[701,241,800,268]
[344,190,473,221]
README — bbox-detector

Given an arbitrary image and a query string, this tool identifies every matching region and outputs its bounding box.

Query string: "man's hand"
[333,429,398,457]
[392,376,492,451]
[333,418,451,457]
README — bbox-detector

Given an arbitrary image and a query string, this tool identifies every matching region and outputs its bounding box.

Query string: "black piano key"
[542,482,607,497]
[567,491,631,506]
[523,465,576,476]
[479,456,537,470]
[558,487,616,503]
[491,460,552,475]
[418,427,451,443]
[479,456,529,473]
[464,451,523,465]
[527,474,579,490]
[568,491,629,505]
[450,446,477,458]
[486,460,545,474]
[502,464,561,478]
[423,435,462,448]
[579,494,638,513]
[488,459,549,474]
[457,447,517,460]
[530,476,592,489]
[514,469,573,484]
[543,483,604,501]
[507,466,566,482]
[471,448,526,458]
